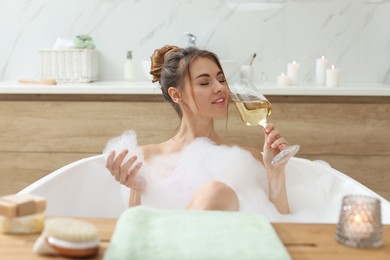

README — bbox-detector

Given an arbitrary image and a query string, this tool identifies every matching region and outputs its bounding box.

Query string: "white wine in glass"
[230,79,300,165]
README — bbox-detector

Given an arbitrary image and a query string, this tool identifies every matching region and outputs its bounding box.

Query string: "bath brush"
[33,218,100,258]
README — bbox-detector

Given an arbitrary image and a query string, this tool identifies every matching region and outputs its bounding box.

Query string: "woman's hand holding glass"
[262,123,289,168]
[106,150,145,192]
[230,79,300,165]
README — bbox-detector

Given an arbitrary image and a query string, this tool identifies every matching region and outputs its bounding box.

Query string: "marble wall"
[1,0,389,85]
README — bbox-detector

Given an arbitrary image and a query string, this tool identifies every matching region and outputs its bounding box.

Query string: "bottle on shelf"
[124,51,135,81]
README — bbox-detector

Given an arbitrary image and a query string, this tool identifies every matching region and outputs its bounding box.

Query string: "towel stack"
[0,194,46,234]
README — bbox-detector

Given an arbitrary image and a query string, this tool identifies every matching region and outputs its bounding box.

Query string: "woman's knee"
[187,181,239,211]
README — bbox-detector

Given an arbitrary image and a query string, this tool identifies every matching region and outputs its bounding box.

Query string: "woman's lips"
[211,98,225,104]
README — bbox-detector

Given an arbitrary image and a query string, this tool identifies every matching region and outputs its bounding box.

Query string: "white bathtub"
[19,155,390,224]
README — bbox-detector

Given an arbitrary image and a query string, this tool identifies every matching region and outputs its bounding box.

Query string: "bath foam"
[103,129,144,165]
[103,129,146,187]
[104,131,276,216]
[138,137,282,218]
[106,130,387,223]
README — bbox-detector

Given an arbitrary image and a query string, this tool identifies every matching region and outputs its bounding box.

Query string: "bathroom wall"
[1,0,389,85]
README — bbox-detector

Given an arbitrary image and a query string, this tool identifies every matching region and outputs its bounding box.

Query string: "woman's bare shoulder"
[140,143,162,161]
[140,139,178,161]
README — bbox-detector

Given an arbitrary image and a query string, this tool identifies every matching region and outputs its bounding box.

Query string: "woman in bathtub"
[105,45,291,215]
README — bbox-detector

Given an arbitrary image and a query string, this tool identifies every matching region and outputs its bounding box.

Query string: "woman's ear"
[168,87,181,103]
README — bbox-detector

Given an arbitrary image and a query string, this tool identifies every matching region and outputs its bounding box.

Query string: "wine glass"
[229,78,300,165]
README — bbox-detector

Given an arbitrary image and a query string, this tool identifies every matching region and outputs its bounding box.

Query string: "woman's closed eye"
[199,79,225,86]
[217,77,226,84]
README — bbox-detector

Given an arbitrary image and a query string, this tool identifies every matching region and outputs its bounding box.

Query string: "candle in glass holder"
[336,195,383,248]
[344,210,374,240]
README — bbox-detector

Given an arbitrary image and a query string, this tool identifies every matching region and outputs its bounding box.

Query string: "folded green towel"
[73,35,95,49]
[104,206,290,260]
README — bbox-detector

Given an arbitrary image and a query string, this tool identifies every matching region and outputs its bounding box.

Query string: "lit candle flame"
[354,214,362,223]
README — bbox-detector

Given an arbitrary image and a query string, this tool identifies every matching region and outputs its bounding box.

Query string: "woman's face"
[183,57,229,119]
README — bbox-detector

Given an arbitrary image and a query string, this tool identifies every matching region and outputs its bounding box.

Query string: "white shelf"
[0,81,161,95]
[258,82,390,96]
[0,81,389,96]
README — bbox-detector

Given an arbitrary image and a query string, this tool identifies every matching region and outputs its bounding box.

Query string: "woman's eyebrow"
[195,71,223,79]
[195,73,210,79]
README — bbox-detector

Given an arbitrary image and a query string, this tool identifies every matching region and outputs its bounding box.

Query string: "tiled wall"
[1,0,389,85]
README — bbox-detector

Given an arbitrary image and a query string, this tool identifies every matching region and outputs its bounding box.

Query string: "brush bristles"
[44,218,99,243]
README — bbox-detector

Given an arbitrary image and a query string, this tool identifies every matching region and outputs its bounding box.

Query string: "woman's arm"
[245,123,290,214]
[262,123,290,214]
[265,167,289,214]
[129,189,141,207]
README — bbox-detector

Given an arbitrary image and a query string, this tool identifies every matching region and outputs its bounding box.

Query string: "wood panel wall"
[0,94,389,201]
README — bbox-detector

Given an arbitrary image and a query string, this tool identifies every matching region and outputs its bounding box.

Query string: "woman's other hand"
[105,150,145,191]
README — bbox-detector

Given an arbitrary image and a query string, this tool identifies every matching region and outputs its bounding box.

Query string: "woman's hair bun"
[150,45,181,83]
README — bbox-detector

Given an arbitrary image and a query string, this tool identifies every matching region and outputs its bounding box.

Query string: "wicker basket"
[39,49,99,83]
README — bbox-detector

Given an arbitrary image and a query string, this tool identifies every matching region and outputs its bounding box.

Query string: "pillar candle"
[326,65,340,88]
[316,56,328,85]
[287,61,300,85]
[277,73,290,87]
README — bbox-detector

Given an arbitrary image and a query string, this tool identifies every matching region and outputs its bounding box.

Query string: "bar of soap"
[0,213,44,234]
[0,194,46,218]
